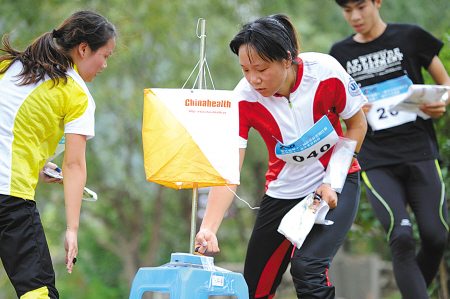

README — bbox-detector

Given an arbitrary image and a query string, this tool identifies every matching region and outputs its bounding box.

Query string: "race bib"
[361,76,417,131]
[275,116,339,166]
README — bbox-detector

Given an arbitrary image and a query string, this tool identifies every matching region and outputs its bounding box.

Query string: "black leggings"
[243,172,360,299]
[362,160,448,299]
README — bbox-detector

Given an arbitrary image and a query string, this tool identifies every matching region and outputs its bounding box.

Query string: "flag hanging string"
[182,19,257,211]
[182,18,215,90]
[226,185,260,210]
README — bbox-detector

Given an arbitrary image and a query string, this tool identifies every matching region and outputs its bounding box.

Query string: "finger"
[330,199,338,209]
[421,107,445,114]
[196,232,208,247]
[66,259,73,274]
[48,177,61,183]
[194,240,206,254]
[46,163,62,172]
[195,235,205,247]
[46,162,57,169]
[312,198,320,209]
[421,105,445,112]
[194,247,204,256]
[67,257,77,274]
[428,101,446,107]
[363,103,373,113]
[204,244,219,257]
[419,109,444,118]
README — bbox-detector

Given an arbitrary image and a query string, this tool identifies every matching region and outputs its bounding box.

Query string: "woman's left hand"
[316,183,338,209]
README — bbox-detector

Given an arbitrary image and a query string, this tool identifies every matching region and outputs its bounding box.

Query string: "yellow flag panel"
[142,89,239,189]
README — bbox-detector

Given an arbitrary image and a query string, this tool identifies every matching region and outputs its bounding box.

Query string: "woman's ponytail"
[0,10,116,86]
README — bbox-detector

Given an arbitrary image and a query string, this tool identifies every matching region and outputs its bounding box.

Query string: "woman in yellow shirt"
[0,10,116,299]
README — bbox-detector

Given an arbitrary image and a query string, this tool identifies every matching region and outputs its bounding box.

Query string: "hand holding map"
[389,84,450,119]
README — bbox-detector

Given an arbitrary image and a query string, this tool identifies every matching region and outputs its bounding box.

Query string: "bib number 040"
[292,144,331,163]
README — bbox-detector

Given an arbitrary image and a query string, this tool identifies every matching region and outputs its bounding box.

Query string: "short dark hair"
[335,0,375,7]
[229,14,300,64]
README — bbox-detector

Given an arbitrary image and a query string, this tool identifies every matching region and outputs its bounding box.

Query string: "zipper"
[285,97,301,137]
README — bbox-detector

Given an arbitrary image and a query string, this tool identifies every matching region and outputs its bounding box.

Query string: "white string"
[204,59,215,90]
[193,66,201,90]
[182,56,216,90]
[181,18,216,90]
[226,185,260,210]
[182,60,200,89]
[196,18,206,38]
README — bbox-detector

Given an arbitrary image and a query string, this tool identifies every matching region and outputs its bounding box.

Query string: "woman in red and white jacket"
[195,13,367,299]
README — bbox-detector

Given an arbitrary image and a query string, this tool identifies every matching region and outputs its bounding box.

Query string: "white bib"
[361,75,417,131]
[275,116,339,166]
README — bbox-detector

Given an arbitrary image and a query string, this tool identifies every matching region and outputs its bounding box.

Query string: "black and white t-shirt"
[330,23,444,171]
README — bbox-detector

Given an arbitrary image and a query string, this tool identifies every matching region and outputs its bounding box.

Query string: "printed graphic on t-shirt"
[329,23,444,170]
[345,48,404,82]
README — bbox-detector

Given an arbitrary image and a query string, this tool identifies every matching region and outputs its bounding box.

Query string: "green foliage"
[429,28,450,298]
[0,0,449,298]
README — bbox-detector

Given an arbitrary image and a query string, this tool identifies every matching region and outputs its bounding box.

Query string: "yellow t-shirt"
[0,60,95,200]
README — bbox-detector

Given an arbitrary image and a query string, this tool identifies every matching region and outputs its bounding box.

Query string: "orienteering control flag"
[142,88,240,189]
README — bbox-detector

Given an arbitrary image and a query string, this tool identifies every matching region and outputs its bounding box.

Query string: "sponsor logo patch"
[348,78,362,97]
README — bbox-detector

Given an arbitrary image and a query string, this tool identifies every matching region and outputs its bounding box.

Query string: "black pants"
[0,195,58,298]
[362,160,448,299]
[243,172,360,299]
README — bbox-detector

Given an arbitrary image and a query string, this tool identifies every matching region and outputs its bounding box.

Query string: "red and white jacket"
[236,52,367,199]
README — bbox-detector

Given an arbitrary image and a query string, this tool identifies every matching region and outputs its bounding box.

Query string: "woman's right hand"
[39,162,64,185]
[316,183,338,209]
[195,228,220,257]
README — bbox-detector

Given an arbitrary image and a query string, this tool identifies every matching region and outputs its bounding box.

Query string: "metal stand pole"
[198,19,206,90]
[190,182,199,254]
[189,18,206,254]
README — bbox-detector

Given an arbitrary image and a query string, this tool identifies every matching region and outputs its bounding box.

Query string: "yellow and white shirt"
[0,60,95,200]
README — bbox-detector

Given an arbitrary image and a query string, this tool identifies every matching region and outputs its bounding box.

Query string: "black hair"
[229,13,300,64]
[335,0,375,7]
[0,10,117,86]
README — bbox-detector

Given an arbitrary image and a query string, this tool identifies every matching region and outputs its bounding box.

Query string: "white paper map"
[278,193,333,249]
[360,76,449,130]
[389,84,450,119]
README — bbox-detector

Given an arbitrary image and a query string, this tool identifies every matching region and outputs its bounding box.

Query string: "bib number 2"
[377,107,399,119]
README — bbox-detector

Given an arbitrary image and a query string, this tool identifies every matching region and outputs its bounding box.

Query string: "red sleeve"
[314,78,361,172]
[239,101,252,141]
